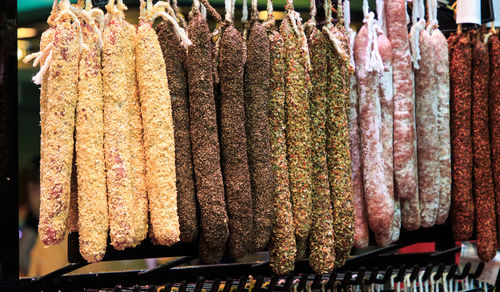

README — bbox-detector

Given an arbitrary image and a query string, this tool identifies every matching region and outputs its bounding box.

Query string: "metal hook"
[470,262,485,280]
[236,275,248,292]
[222,277,233,292]
[194,277,205,292]
[210,279,221,292]
[380,266,394,284]
[446,264,458,281]
[342,271,353,289]
[284,274,295,290]
[454,263,471,280]
[179,280,188,292]
[163,283,173,292]
[395,265,407,283]
[433,264,446,281]
[366,267,379,285]
[312,274,323,290]
[298,274,309,291]
[327,271,338,288]
[254,275,264,291]
[268,274,279,292]
[422,264,434,282]
[353,267,366,285]
[410,265,421,282]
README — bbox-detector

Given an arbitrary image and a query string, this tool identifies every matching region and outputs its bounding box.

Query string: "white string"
[224,0,232,22]
[409,18,425,69]
[376,0,386,33]
[252,0,258,16]
[267,0,273,18]
[200,3,207,18]
[325,0,332,23]
[32,50,52,85]
[232,0,236,20]
[152,11,192,47]
[310,0,316,21]
[363,12,384,73]
[363,0,369,17]
[242,0,248,22]
[193,0,200,11]
[344,0,351,30]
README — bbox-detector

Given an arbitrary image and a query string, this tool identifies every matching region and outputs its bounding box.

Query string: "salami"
[38,2,80,246]
[385,0,419,202]
[187,10,229,261]
[450,32,474,241]
[156,21,198,243]
[306,16,335,274]
[280,8,313,241]
[265,9,296,275]
[471,32,496,261]
[378,32,399,243]
[218,18,253,258]
[431,27,451,225]
[414,29,440,228]
[354,20,394,247]
[245,9,273,250]
[488,35,500,244]
[75,9,108,262]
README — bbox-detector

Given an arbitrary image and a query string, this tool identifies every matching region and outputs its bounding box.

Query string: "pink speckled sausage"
[414,29,440,228]
[378,32,400,244]
[354,24,394,246]
[431,28,451,225]
[349,73,369,249]
[385,0,419,202]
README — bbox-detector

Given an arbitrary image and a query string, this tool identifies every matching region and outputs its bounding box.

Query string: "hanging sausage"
[218,0,253,259]
[156,6,198,244]
[471,30,496,261]
[186,0,229,263]
[305,0,335,274]
[449,29,474,241]
[264,0,296,275]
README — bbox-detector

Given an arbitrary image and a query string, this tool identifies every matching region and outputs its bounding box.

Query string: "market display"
[25,0,500,272]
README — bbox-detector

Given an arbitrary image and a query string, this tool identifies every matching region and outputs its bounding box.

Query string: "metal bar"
[138,256,195,277]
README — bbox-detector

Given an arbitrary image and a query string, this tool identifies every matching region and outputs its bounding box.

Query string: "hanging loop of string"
[251,0,259,20]
[363,11,384,73]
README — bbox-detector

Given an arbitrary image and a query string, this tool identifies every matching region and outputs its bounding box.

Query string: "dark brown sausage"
[245,20,273,251]
[187,12,229,261]
[218,25,253,259]
[156,21,198,243]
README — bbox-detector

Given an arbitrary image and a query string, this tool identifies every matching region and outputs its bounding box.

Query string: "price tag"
[459,242,500,285]
[456,0,482,24]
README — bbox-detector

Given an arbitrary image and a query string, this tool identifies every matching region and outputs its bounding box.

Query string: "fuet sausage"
[38,1,80,246]
[377,31,399,243]
[136,0,186,246]
[305,13,335,274]
[264,8,296,275]
[245,2,273,250]
[354,17,394,246]
[75,6,108,262]
[156,20,198,243]
[218,3,253,258]
[488,35,500,245]
[187,9,229,260]
[471,32,496,262]
[414,28,440,228]
[122,17,148,245]
[280,5,313,241]
[450,32,474,240]
[385,0,419,202]
[430,27,451,226]
[102,2,136,249]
